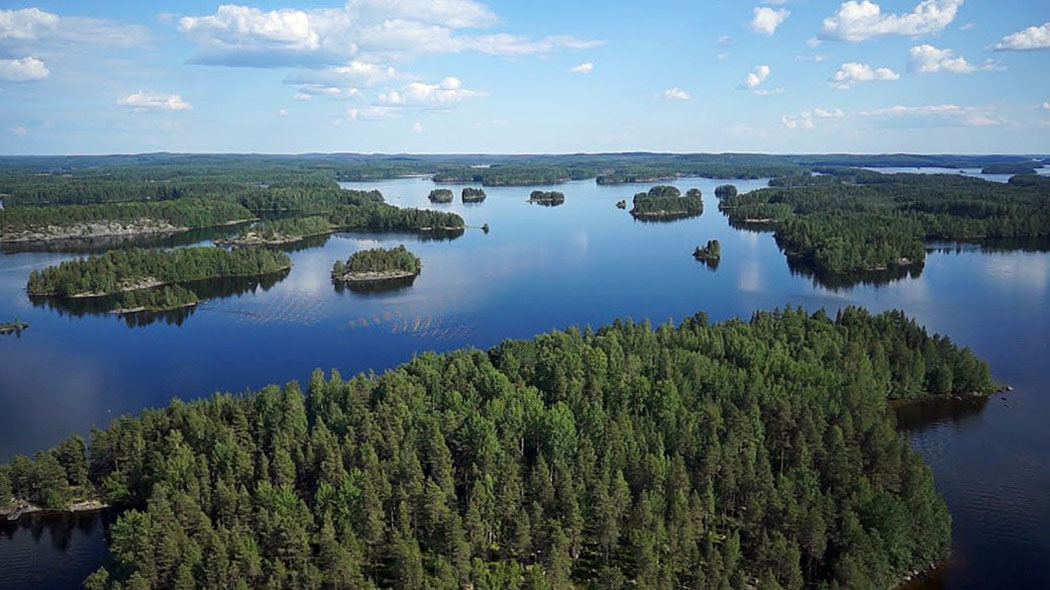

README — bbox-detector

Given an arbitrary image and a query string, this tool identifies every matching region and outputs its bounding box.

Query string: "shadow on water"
[333,274,418,295]
[333,228,465,243]
[927,236,1050,255]
[0,223,251,255]
[892,395,991,433]
[28,270,291,328]
[0,510,118,590]
[788,259,924,291]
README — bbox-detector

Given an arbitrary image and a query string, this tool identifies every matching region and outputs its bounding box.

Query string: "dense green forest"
[0,307,995,590]
[333,245,422,278]
[113,285,201,313]
[0,199,254,240]
[27,247,291,297]
[528,191,566,206]
[429,189,454,204]
[327,202,465,232]
[462,188,487,203]
[719,170,1050,274]
[714,185,738,199]
[630,186,704,220]
[980,163,1039,175]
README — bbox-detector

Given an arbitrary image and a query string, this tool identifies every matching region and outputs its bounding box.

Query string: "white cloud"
[0,56,49,81]
[660,87,691,100]
[0,7,149,48]
[412,121,423,133]
[994,22,1050,51]
[821,0,963,42]
[908,44,997,73]
[753,87,784,96]
[345,105,399,121]
[718,35,733,47]
[176,3,602,66]
[378,76,484,108]
[783,107,846,128]
[742,64,771,88]
[292,84,360,99]
[830,62,900,89]
[0,8,58,40]
[751,7,790,36]
[569,61,593,74]
[118,91,192,111]
[860,104,1000,127]
[278,107,288,116]
[1041,101,1050,111]
[806,36,822,48]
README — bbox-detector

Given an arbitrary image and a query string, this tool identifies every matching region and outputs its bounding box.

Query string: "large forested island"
[719,169,1050,276]
[27,247,290,302]
[630,186,704,220]
[0,306,995,590]
[332,245,422,283]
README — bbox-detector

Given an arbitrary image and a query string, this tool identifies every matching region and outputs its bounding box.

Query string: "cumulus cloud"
[830,62,900,89]
[908,44,997,73]
[820,0,963,42]
[118,91,192,111]
[0,56,49,81]
[292,84,360,99]
[742,64,771,88]
[994,22,1050,51]
[0,7,58,40]
[569,62,593,74]
[860,104,1000,127]
[751,7,790,36]
[378,76,484,108]
[176,2,602,66]
[660,87,691,100]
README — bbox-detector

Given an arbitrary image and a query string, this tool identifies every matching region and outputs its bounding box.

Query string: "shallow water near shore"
[1,175,1048,589]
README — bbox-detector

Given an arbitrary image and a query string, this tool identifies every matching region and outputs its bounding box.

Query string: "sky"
[0,0,1048,155]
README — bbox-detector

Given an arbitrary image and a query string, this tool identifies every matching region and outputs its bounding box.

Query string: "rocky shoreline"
[2,499,109,522]
[0,218,253,244]
[332,269,419,283]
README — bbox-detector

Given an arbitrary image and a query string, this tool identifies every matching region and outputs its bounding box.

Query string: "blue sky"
[0,0,1048,154]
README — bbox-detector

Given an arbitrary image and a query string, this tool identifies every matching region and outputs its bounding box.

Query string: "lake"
[1,175,1048,589]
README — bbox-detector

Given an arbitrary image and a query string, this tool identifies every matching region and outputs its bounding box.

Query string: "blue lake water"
[1,175,1048,589]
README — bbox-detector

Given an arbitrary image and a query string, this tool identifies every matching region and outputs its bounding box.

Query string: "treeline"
[2,306,995,590]
[328,203,465,231]
[115,285,200,313]
[232,216,333,243]
[27,247,291,297]
[333,245,422,276]
[0,199,254,238]
[720,170,1050,274]
[630,186,703,220]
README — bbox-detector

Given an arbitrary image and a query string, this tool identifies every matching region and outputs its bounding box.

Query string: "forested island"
[0,306,996,590]
[528,190,565,206]
[462,187,487,203]
[693,240,721,265]
[27,247,291,305]
[629,186,704,220]
[332,245,422,283]
[0,320,28,335]
[719,169,1050,276]
[714,184,738,199]
[429,189,454,204]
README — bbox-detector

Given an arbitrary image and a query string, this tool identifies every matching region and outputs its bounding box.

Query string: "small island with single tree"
[693,239,721,265]
[527,190,565,206]
[331,245,422,283]
[0,320,29,335]
[461,187,486,203]
[428,188,454,203]
[630,185,704,220]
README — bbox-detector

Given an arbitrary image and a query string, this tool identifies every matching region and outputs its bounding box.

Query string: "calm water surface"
[1,176,1048,589]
